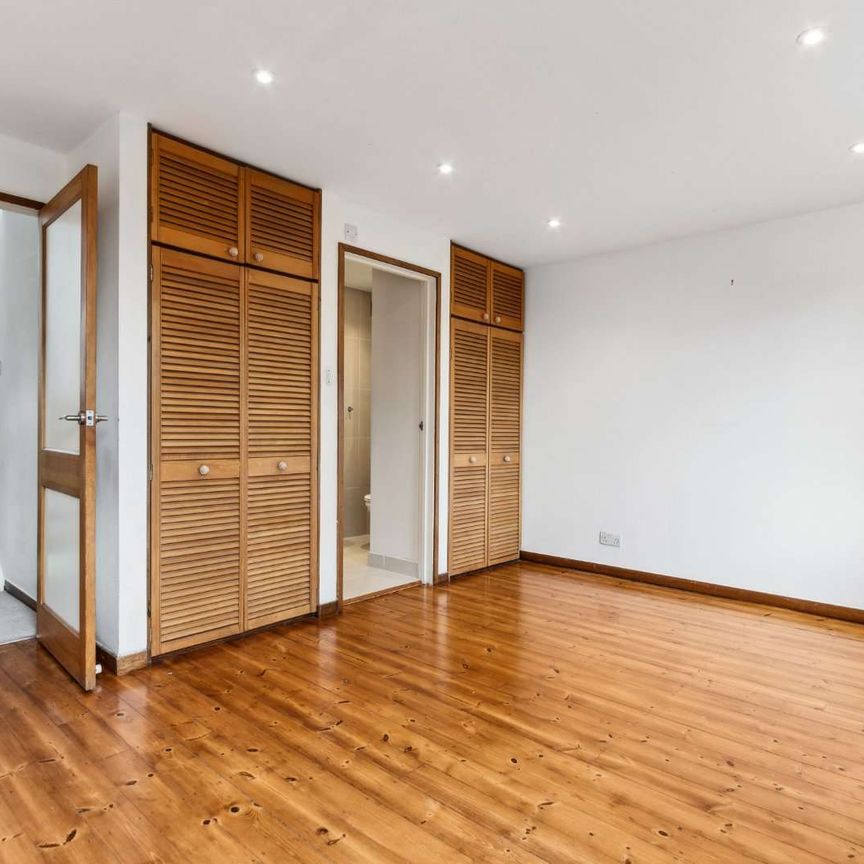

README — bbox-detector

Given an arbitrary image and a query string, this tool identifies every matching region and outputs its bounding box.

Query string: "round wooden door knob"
[482,312,490,321]
[503,455,512,463]
[227,246,239,258]
[198,464,210,476]
[277,461,288,471]
[469,455,477,464]
[495,316,502,324]
[254,251,264,262]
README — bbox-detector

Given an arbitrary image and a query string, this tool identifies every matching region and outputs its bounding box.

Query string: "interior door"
[451,246,491,324]
[488,328,522,565]
[448,318,490,576]
[37,165,99,691]
[245,267,318,628]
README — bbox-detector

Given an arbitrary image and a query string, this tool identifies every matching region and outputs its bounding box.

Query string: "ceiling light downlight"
[850,142,864,155]
[547,218,561,229]
[254,69,274,85]
[437,162,454,175]
[797,27,826,47]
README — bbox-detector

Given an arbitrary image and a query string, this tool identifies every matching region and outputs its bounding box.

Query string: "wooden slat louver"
[448,319,490,575]
[451,246,490,323]
[158,477,241,647]
[246,169,320,279]
[491,263,524,331]
[158,251,242,461]
[488,330,522,564]
[152,248,243,654]
[151,134,243,262]
[245,269,317,627]
[247,475,312,626]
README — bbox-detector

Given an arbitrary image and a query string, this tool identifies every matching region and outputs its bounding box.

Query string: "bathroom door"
[36,165,100,691]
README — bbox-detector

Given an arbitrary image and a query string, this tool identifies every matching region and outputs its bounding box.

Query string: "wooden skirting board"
[317,601,340,619]
[95,646,149,677]
[4,580,36,610]
[520,550,864,626]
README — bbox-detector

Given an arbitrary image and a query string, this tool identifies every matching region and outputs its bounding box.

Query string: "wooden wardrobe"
[449,244,523,577]
[149,131,320,656]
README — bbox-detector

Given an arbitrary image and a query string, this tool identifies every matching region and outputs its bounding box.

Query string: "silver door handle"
[59,410,108,426]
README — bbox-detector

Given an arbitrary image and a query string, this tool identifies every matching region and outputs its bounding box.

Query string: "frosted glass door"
[43,489,80,632]
[44,201,82,453]
[37,166,99,692]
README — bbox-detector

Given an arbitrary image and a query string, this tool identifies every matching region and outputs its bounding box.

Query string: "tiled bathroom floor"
[343,536,415,601]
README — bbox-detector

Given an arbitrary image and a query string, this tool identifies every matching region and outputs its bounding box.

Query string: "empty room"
[0,2,862,862]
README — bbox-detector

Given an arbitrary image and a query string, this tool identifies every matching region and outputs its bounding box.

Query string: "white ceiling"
[2,0,863,265]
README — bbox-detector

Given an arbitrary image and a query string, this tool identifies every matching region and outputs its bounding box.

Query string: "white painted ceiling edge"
[2,1,864,265]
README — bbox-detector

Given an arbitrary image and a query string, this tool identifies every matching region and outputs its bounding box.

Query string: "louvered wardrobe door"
[451,246,491,324]
[491,262,524,331]
[151,133,244,263]
[449,319,490,576]
[152,249,243,655]
[245,268,318,628]
[488,328,522,565]
[245,169,320,280]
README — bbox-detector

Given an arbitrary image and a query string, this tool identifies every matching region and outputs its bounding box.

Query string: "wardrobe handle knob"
[482,312,490,321]
[198,464,210,476]
[277,461,288,471]
[254,251,264,263]
[227,246,239,258]
[503,455,512,463]
[469,456,477,464]
[495,316,502,324]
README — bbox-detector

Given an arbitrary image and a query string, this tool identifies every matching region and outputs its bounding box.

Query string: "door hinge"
[149,464,153,482]
[149,264,154,282]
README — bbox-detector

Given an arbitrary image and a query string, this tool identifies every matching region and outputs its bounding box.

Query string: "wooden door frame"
[336,243,442,610]
[0,190,45,212]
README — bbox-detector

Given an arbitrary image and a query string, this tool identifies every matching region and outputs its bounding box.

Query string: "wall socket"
[599,531,621,548]
[344,223,358,242]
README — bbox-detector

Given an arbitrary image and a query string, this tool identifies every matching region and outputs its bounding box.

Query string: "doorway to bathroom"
[337,245,440,605]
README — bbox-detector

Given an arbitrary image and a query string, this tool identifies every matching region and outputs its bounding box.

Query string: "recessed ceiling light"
[547,218,561,229]
[254,69,274,85]
[850,142,864,155]
[437,162,454,175]
[797,27,826,47]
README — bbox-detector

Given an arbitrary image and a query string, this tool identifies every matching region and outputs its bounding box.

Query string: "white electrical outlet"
[599,531,621,548]
[344,223,358,242]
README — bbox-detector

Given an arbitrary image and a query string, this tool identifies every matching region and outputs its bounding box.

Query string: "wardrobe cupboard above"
[151,131,321,280]
[451,244,524,332]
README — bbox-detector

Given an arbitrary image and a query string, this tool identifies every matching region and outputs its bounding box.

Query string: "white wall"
[0,209,40,597]
[370,269,423,565]
[524,201,864,610]
[0,132,66,202]
[321,192,451,602]
[115,115,149,656]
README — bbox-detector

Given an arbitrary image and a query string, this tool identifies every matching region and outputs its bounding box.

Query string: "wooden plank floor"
[1,561,864,863]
